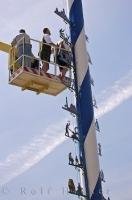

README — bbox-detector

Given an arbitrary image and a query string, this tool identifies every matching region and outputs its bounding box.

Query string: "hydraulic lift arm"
[0,41,11,53]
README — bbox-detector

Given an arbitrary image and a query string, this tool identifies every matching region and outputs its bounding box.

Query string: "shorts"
[40,44,51,62]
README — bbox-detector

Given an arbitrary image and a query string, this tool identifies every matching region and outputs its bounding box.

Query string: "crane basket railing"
[8,37,73,79]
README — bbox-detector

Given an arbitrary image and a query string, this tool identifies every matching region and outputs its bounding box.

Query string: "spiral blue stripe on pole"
[67,0,103,199]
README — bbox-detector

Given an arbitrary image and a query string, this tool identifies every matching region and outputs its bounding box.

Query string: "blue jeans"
[17,43,32,67]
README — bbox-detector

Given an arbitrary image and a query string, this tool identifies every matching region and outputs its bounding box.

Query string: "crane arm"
[0,42,11,53]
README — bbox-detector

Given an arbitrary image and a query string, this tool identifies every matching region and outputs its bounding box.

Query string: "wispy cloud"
[96,70,132,118]
[0,120,66,184]
[0,70,132,184]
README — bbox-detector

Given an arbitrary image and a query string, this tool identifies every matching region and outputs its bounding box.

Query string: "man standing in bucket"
[11,29,32,67]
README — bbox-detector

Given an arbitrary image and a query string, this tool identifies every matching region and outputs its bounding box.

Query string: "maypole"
[67,0,103,199]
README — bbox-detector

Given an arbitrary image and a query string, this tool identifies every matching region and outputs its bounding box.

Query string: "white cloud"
[0,120,67,184]
[96,69,132,118]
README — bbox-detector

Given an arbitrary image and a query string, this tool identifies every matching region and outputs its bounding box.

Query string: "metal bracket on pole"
[59,28,72,47]
[90,76,94,86]
[85,34,89,42]
[93,97,98,109]
[54,8,71,25]
[62,97,78,116]
[95,119,100,132]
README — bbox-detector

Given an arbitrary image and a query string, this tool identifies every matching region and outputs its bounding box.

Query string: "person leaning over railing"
[11,29,32,68]
[56,40,72,79]
[39,28,56,73]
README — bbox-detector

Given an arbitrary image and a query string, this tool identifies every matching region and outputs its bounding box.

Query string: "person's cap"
[19,29,25,33]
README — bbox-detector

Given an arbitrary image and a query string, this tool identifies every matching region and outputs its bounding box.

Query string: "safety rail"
[8,37,73,79]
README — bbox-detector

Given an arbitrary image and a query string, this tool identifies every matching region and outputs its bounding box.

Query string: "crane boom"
[0,42,11,53]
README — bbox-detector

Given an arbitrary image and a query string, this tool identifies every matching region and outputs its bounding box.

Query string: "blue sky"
[0,0,132,200]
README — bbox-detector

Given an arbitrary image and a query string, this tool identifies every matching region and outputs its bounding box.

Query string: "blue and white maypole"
[67,0,102,199]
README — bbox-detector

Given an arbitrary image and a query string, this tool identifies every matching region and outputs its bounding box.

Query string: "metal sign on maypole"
[67,0,103,199]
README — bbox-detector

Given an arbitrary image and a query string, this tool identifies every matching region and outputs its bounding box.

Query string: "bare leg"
[42,62,49,73]
[59,67,68,79]
[61,68,68,78]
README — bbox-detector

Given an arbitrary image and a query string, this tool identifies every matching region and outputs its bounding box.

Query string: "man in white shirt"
[11,29,32,68]
[40,28,55,73]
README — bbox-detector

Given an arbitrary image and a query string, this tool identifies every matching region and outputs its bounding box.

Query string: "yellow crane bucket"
[9,67,71,96]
